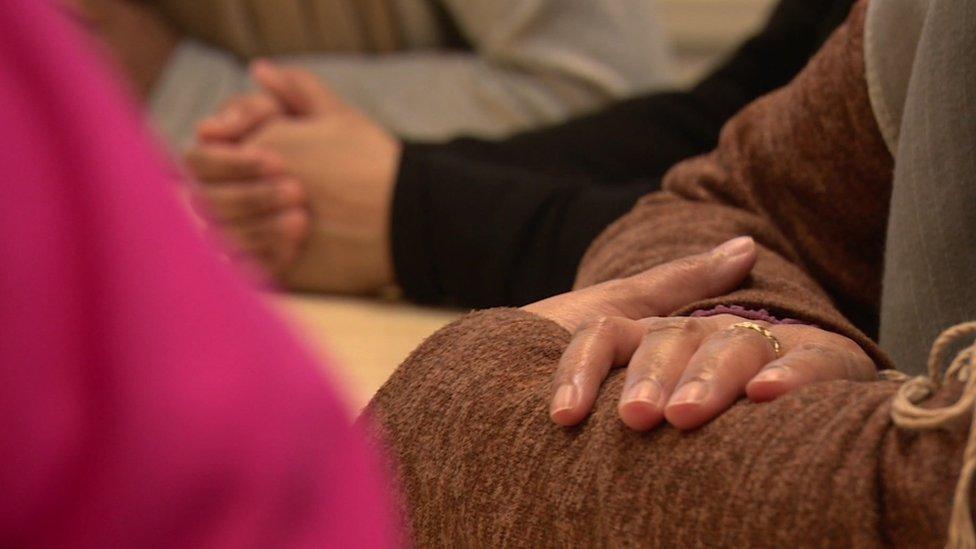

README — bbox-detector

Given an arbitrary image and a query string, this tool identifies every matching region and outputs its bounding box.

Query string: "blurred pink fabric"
[0,1,396,547]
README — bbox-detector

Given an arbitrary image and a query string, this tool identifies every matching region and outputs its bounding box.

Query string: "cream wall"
[658,0,777,85]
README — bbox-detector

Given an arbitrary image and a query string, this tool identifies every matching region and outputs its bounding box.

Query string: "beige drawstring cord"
[885,321,976,549]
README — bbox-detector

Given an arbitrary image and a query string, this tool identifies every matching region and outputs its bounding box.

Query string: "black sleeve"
[391,0,854,308]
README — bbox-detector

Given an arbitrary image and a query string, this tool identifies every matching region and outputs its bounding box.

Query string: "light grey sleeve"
[148,40,251,150]
[279,0,674,140]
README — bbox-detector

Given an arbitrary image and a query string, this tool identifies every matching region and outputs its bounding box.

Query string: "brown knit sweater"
[368,310,964,547]
[366,1,967,546]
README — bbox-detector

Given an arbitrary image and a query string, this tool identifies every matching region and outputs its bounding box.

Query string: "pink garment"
[0,2,395,547]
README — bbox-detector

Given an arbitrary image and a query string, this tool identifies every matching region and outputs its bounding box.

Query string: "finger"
[197,93,284,142]
[746,338,875,402]
[664,322,779,429]
[617,317,709,430]
[185,144,285,182]
[251,59,342,116]
[272,231,305,276]
[248,237,302,278]
[609,236,758,320]
[228,238,278,271]
[228,229,302,277]
[219,207,309,259]
[195,178,306,222]
[550,317,646,426]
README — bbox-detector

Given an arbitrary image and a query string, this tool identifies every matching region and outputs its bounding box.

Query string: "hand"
[523,236,758,333]
[186,72,305,278]
[546,307,875,433]
[187,61,402,293]
[185,141,309,277]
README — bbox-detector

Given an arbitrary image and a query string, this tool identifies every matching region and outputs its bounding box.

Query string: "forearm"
[366,308,961,547]
[401,90,725,182]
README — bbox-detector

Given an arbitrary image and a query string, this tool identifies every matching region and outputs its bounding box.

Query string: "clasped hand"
[184,61,400,293]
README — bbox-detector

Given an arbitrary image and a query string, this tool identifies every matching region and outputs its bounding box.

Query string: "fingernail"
[668,380,709,407]
[711,236,754,259]
[621,379,663,408]
[551,384,578,415]
[752,366,788,383]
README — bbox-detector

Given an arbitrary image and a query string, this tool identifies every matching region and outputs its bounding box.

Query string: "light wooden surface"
[275,294,461,411]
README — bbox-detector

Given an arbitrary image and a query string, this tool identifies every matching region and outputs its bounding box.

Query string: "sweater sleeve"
[365,308,965,547]
[577,0,892,365]
[390,0,855,309]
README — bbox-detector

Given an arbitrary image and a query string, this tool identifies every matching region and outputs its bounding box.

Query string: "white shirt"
[149,0,673,147]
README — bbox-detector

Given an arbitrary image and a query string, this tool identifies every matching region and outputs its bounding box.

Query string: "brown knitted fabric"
[365,309,966,547]
[365,1,969,545]
[577,0,893,368]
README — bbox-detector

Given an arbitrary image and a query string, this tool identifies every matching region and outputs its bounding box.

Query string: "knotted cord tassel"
[888,321,976,549]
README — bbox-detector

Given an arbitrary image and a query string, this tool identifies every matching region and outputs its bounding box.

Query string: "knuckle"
[835,337,865,356]
[713,314,750,325]
[184,149,205,170]
[240,94,271,116]
[236,101,256,117]
[791,340,871,379]
[682,373,716,386]
[244,221,272,242]
[809,330,865,356]
[709,325,750,344]
[645,317,704,338]
[551,360,579,386]
[794,342,847,366]
[837,345,875,379]
[243,188,270,212]
[795,341,828,355]
[706,321,775,353]
[580,315,618,336]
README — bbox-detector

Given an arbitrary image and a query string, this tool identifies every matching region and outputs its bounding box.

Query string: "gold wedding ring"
[728,321,782,357]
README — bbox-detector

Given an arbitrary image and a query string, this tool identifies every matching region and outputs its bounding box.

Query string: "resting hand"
[547,308,875,432]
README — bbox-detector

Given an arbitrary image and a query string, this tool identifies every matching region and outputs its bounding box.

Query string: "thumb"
[612,236,758,319]
[250,60,342,116]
